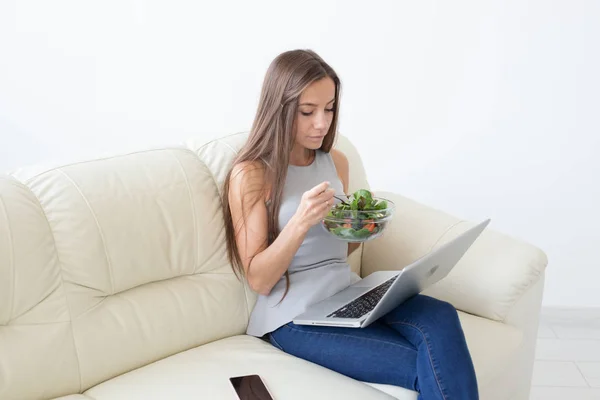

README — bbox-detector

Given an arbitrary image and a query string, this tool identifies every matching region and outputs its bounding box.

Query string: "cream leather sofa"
[0,132,547,400]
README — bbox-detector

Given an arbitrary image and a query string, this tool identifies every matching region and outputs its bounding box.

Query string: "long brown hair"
[222,49,341,301]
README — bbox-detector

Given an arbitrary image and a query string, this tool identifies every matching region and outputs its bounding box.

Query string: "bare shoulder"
[330,148,349,192]
[229,160,269,203]
[330,148,349,167]
[230,160,265,182]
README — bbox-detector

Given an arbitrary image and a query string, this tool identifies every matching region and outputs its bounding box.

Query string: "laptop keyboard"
[327,275,399,319]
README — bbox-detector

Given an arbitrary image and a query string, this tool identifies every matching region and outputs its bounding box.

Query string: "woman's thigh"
[269,320,419,390]
[380,294,469,356]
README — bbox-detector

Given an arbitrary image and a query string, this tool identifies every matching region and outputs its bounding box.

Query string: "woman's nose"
[313,113,327,129]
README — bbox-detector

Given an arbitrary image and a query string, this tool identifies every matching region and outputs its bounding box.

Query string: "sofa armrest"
[361,191,548,322]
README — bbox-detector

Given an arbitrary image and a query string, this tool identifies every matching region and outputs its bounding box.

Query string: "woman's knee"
[384,295,458,327]
[405,295,460,327]
[427,297,460,327]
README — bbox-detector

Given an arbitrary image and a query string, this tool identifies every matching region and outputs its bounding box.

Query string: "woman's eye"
[300,109,334,116]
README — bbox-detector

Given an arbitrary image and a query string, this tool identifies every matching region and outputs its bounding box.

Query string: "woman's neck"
[289,146,315,166]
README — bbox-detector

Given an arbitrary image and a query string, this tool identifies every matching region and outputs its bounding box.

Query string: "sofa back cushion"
[0,175,80,399]
[0,147,249,399]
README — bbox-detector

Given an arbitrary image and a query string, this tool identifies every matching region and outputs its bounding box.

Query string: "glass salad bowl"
[321,189,395,242]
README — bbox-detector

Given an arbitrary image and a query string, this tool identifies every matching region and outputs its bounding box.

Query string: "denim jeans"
[268,295,478,400]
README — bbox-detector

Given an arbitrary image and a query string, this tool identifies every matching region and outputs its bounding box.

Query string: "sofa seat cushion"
[63,311,521,400]
[81,335,398,400]
[79,311,521,400]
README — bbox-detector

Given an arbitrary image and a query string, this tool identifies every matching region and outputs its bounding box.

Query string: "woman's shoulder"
[229,160,270,202]
[327,148,349,193]
[230,160,265,184]
[328,148,348,164]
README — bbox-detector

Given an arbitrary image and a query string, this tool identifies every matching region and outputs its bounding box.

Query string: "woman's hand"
[292,181,335,232]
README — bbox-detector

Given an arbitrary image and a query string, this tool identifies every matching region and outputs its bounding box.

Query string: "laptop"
[293,219,491,328]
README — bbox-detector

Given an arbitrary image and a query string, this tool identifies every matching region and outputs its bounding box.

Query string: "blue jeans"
[268,295,478,400]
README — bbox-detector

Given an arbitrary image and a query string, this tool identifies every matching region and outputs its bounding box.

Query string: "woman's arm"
[330,149,361,257]
[228,161,333,296]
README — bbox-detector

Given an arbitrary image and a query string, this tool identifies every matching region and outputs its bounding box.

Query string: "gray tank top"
[246,149,361,337]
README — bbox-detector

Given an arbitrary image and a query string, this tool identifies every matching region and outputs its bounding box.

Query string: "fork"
[333,194,350,205]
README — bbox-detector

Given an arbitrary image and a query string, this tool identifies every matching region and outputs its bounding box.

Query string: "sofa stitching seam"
[500,268,544,323]
[427,220,466,253]
[31,170,84,392]
[0,195,15,323]
[169,150,199,274]
[58,169,116,295]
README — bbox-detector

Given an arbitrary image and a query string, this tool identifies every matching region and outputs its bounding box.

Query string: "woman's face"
[294,77,336,150]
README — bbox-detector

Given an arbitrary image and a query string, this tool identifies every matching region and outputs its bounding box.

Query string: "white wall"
[1,0,598,307]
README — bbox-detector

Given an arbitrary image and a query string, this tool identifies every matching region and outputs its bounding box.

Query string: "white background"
[1,0,598,307]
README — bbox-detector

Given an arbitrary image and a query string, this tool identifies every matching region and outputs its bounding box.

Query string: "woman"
[221,49,478,400]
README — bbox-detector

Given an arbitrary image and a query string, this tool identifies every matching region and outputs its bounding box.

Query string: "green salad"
[323,189,391,241]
